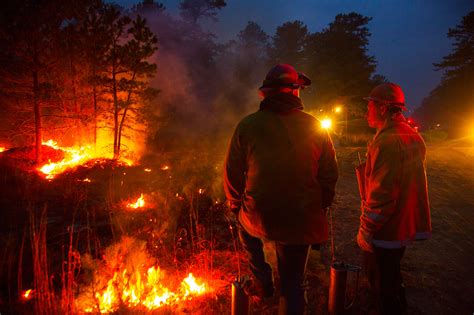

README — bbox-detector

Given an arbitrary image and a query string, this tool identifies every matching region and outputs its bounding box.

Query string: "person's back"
[233,93,337,244]
[224,64,338,315]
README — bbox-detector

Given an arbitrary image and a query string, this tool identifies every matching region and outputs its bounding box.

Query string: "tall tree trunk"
[116,72,136,157]
[70,50,78,114]
[33,43,42,163]
[33,70,41,163]
[117,107,128,156]
[112,69,119,159]
[92,84,98,152]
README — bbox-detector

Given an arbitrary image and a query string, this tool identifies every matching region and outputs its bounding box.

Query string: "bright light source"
[321,118,332,129]
[334,106,342,113]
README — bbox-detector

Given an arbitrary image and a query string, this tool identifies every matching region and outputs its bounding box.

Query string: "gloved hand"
[357,228,374,253]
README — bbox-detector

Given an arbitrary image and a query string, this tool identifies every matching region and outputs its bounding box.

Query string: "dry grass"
[1,144,473,314]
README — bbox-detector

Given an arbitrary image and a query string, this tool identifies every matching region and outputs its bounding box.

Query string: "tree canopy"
[414,11,474,137]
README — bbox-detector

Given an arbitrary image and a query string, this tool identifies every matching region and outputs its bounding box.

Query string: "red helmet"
[259,64,311,90]
[364,83,407,110]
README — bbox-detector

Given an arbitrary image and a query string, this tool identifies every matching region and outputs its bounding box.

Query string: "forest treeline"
[0,0,472,162]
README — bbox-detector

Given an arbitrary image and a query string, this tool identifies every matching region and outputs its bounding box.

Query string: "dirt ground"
[250,144,474,314]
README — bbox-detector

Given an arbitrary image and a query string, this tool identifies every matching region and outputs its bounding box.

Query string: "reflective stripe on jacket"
[224,93,338,244]
[361,114,432,248]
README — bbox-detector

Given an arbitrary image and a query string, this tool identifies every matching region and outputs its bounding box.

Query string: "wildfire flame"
[0,146,6,152]
[127,194,146,209]
[37,140,133,179]
[80,266,208,313]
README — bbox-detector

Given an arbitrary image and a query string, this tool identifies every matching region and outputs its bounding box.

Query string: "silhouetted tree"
[234,21,269,86]
[92,5,158,158]
[305,12,378,117]
[414,11,474,137]
[179,0,226,24]
[0,0,95,161]
[268,20,309,69]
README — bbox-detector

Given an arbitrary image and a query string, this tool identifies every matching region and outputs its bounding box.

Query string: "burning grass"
[76,237,211,313]
[37,140,133,179]
[0,146,241,314]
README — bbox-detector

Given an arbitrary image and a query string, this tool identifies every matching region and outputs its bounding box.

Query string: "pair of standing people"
[223,64,431,314]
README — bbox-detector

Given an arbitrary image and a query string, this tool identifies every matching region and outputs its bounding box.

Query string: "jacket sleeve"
[360,138,402,234]
[317,131,338,209]
[223,123,247,214]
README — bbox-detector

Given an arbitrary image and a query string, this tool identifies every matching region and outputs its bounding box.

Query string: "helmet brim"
[363,96,407,110]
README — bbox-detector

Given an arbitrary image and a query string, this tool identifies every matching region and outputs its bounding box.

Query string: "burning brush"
[75,237,210,313]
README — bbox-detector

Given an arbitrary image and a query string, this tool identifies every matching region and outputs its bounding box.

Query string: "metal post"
[231,280,249,315]
[328,262,348,315]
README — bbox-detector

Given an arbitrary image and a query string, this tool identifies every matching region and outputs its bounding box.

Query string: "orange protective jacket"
[224,93,338,244]
[360,114,432,248]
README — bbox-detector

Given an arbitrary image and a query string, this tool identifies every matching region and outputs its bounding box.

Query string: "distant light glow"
[334,106,342,113]
[321,118,332,129]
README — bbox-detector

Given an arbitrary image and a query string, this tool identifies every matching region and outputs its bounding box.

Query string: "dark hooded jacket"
[223,93,338,244]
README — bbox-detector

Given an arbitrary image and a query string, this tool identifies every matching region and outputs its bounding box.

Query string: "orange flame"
[0,146,6,152]
[79,267,208,312]
[22,289,33,300]
[37,140,133,179]
[127,194,146,209]
[161,165,170,170]
[75,237,211,313]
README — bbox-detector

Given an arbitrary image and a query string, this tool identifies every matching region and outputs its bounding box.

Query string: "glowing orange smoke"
[127,194,146,209]
[37,140,133,179]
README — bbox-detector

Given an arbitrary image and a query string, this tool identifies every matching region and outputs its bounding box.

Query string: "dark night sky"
[116,0,474,111]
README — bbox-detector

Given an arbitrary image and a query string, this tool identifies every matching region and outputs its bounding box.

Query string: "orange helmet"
[364,83,407,110]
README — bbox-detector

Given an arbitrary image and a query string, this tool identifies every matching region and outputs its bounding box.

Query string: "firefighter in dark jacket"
[224,64,338,314]
[357,83,432,314]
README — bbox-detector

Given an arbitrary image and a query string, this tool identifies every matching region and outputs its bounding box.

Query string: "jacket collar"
[374,113,407,139]
[259,93,304,113]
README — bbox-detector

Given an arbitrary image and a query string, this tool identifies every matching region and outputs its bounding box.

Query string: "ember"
[22,289,33,300]
[127,194,146,209]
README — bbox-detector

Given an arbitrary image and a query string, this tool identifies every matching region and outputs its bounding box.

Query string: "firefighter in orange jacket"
[357,83,432,314]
